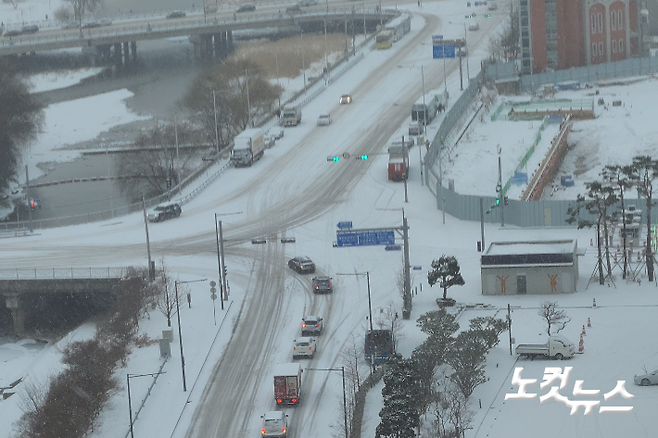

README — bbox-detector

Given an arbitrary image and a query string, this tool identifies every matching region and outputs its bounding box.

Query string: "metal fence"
[484,56,658,93]
[423,56,658,227]
[0,267,131,280]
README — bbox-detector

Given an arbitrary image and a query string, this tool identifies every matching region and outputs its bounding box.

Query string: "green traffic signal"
[358,155,369,160]
[486,14,491,18]
[496,198,500,205]
[327,156,340,162]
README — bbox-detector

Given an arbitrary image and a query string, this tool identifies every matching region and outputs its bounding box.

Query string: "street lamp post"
[212,90,220,156]
[175,278,207,391]
[307,367,348,438]
[336,272,373,331]
[127,372,165,438]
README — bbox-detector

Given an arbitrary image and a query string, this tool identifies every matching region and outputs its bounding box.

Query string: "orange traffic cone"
[578,334,584,353]
[582,325,586,335]
[593,298,597,308]
[587,317,591,328]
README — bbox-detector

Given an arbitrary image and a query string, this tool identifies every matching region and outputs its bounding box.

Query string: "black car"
[3,29,22,37]
[288,257,315,274]
[20,24,39,34]
[147,203,182,222]
[312,276,332,293]
[166,10,187,18]
[236,3,256,12]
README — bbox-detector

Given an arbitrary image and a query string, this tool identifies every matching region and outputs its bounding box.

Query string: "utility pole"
[219,220,228,304]
[142,196,153,281]
[402,135,408,203]
[244,69,252,127]
[212,90,220,156]
[508,303,513,355]
[214,215,224,310]
[25,165,32,232]
[498,153,505,227]
[402,211,411,319]
[480,197,485,252]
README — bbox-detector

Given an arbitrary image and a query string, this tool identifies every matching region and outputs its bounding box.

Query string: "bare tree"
[116,121,201,202]
[155,260,182,327]
[429,368,474,438]
[538,301,570,335]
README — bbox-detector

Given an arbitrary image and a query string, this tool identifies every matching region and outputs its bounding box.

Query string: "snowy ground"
[2,1,658,438]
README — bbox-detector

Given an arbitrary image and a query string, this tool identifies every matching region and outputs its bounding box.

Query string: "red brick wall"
[589,3,607,64]
[558,0,586,69]
[531,0,548,72]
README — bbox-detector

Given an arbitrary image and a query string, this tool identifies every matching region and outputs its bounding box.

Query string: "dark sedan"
[312,276,333,293]
[288,257,316,274]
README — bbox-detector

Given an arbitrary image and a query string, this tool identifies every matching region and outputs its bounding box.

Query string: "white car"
[292,337,317,359]
[317,114,332,126]
[261,411,288,438]
[634,368,658,386]
[266,127,284,140]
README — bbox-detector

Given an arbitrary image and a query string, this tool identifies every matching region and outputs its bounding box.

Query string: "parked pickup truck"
[515,335,575,360]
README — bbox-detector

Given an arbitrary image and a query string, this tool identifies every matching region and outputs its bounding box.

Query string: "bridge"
[0,8,398,62]
[0,267,134,334]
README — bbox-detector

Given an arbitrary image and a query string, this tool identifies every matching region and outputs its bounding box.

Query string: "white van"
[261,411,288,438]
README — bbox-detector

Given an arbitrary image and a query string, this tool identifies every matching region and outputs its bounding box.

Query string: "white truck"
[515,335,575,360]
[280,105,302,126]
[231,128,265,167]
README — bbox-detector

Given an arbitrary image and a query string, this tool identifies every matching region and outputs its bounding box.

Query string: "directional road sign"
[337,221,353,230]
[433,44,455,59]
[336,229,395,247]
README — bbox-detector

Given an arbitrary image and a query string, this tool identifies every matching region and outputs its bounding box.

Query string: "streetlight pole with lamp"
[127,372,165,438]
[307,367,348,438]
[175,278,207,392]
[336,271,373,330]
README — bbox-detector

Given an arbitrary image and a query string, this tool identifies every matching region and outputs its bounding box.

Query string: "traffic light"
[465,14,472,18]
[496,197,500,205]
[486,13,491,18]
[357,155,369,160]
[327,156,340,162]
[223,266,228,277]
[504,196,509,205]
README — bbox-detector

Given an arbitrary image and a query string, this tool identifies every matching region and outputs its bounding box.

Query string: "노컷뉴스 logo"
[505,367,634,414]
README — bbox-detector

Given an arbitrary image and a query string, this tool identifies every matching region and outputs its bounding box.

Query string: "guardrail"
[0,267,132,280]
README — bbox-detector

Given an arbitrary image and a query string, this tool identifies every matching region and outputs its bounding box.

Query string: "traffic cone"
[590,238,593,246]
[582,325,586,335]
[587,317,591,328]
[578,333,584,353]
[593,298,597,308]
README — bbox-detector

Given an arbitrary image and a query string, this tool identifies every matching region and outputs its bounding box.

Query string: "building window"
[618,10,624,30]
[598,13,603,33]
[613,40,618,53]
[611,11,617,30]
[592,43,598,56]
[599,42,604,55]
[619,39,624,52]
[591,14,597,33]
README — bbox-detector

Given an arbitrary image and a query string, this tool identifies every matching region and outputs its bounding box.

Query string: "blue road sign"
[337,221,353,230]
[433,44,456,59]
[413,266,423,270]
[385,245,402,251]
[336,229,396,247]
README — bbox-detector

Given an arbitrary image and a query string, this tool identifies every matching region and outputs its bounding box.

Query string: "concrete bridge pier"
[5,294,26,335]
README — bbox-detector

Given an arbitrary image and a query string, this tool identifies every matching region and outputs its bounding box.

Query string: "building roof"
[482,240,578,267]
[484,240,576,256]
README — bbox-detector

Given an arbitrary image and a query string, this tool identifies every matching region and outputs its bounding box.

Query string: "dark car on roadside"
[236,3,256,12]
[288,256,315,274]
[20,24,39,34]
[166,10,187,18]
[312,276,333,293]
[147,203,182,222]
[3,29,22,37]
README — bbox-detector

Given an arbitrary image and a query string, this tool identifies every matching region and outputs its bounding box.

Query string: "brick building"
[520,0,652,74]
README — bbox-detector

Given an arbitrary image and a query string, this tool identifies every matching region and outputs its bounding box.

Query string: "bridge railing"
[0,267,132,280]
